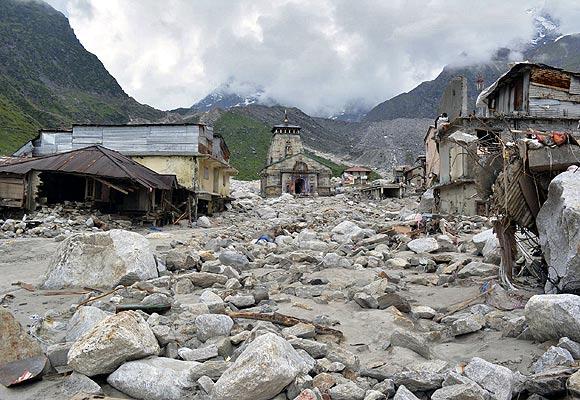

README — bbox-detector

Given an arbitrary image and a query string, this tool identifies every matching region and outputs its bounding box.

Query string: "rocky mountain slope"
[0,0,167,154]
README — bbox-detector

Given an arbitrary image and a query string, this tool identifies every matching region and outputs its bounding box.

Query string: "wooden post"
[187,194,192,227]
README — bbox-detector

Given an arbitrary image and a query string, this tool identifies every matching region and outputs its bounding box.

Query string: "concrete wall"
[132,155,196,189]
[437,183,478,215]
[438,76,468,122]
[197,158,231,197]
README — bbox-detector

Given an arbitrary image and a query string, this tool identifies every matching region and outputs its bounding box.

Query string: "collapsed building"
[425,62,580,291]
[10,123,237,216]
[426,63,580,216]
[0,146,181,224]
[260,113,332,197]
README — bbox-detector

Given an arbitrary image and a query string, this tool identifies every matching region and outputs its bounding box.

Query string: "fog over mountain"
[44,0,580,116]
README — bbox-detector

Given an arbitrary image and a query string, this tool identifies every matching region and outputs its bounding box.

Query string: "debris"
[0,355,47,387]
[227,311,344,338]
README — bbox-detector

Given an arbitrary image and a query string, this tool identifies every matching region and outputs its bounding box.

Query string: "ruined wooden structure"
[13,123,237,215]
[0,146,179,223]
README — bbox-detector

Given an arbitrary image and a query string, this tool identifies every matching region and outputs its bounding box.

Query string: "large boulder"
[525,294,580,342]
[211,333,308,400]
[0,307,43,365]
[536,169,580,293]
[67,311,160,376]
[41,229,158,289]
[107,357,199,400]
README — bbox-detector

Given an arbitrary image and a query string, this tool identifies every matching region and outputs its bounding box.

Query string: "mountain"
[173,80,273,116]
[363,14,580,123]
[0,0,167,154]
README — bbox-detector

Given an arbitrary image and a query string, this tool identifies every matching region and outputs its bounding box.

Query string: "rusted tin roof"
[0,146,176,190]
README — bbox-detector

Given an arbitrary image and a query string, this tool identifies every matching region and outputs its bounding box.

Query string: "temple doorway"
[295,178,305,194]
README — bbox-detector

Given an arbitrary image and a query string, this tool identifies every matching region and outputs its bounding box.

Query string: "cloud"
[43,0,580,115]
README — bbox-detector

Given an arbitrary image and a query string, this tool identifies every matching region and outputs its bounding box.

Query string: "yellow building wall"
[131,156,196,189]
[197,158,232,197]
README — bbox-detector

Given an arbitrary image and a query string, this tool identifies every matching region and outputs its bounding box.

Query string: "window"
[204,167,209,180]
[222,175,226,186]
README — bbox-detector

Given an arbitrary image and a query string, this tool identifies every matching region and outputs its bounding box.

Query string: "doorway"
[295,178,305,194]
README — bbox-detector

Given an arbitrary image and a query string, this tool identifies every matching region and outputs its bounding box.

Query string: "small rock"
[532,346,574,373]
[393,385,420,400]
[195,314,234,342]
[407,237,439,254]
[329,381,366,400]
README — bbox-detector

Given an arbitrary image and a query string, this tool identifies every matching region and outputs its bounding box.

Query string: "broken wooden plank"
[227,311,344,338]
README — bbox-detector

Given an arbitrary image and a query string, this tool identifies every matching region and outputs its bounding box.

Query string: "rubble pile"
[0,202,133,239]
[2,179,580,399]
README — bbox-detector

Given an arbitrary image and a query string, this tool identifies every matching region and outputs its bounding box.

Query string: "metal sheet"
[0,146,177,190]
[0,356,47,387]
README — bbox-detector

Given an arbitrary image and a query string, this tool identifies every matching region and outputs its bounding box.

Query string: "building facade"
[260,114,332,197]
[13,123,237,214]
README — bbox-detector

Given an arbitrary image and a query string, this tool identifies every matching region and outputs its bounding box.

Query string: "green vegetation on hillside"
[213,112,272,180]
[214,111,349,181]
[0,0,164,155]
[304,151,347,177]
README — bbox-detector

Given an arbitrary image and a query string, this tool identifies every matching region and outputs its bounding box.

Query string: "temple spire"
[283,110,289,125]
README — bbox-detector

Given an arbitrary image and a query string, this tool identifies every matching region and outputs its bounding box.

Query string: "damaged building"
[12,123,237,215]
[0,146,178,223]
[260,114,332,197]
[426,63,580,216]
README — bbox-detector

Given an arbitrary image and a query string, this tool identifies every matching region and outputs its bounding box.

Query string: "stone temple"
[260,113,332,197]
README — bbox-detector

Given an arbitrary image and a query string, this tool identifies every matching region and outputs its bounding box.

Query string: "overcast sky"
[44,0,580,115]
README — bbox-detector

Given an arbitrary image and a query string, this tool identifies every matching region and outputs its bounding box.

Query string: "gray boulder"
[212,333,308,400]
[451,314,484,336]
[195,314,233,342]
[464,357,514,400]
[219,250,249,270]
[197,216,212,228]
[107,357,199,400]
[42,229,158,289]
[328,381,366,400]
[457,262,498,279]
[525,294,580,342]
[63,372,103,396]
[390,330,431,359]
[393,385,420,400]
[537,169,580,293]
[66,306,111,342]
[472,229,497,254]
[407,237,439,254]
[557,337,580,359]
[67,311,160,376]
[532,346,574,373]
[431,383,488,400]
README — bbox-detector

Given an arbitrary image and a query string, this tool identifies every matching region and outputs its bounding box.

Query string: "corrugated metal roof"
[0,146,176,190]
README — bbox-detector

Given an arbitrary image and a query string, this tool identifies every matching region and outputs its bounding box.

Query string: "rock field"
[1,179,580,399]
